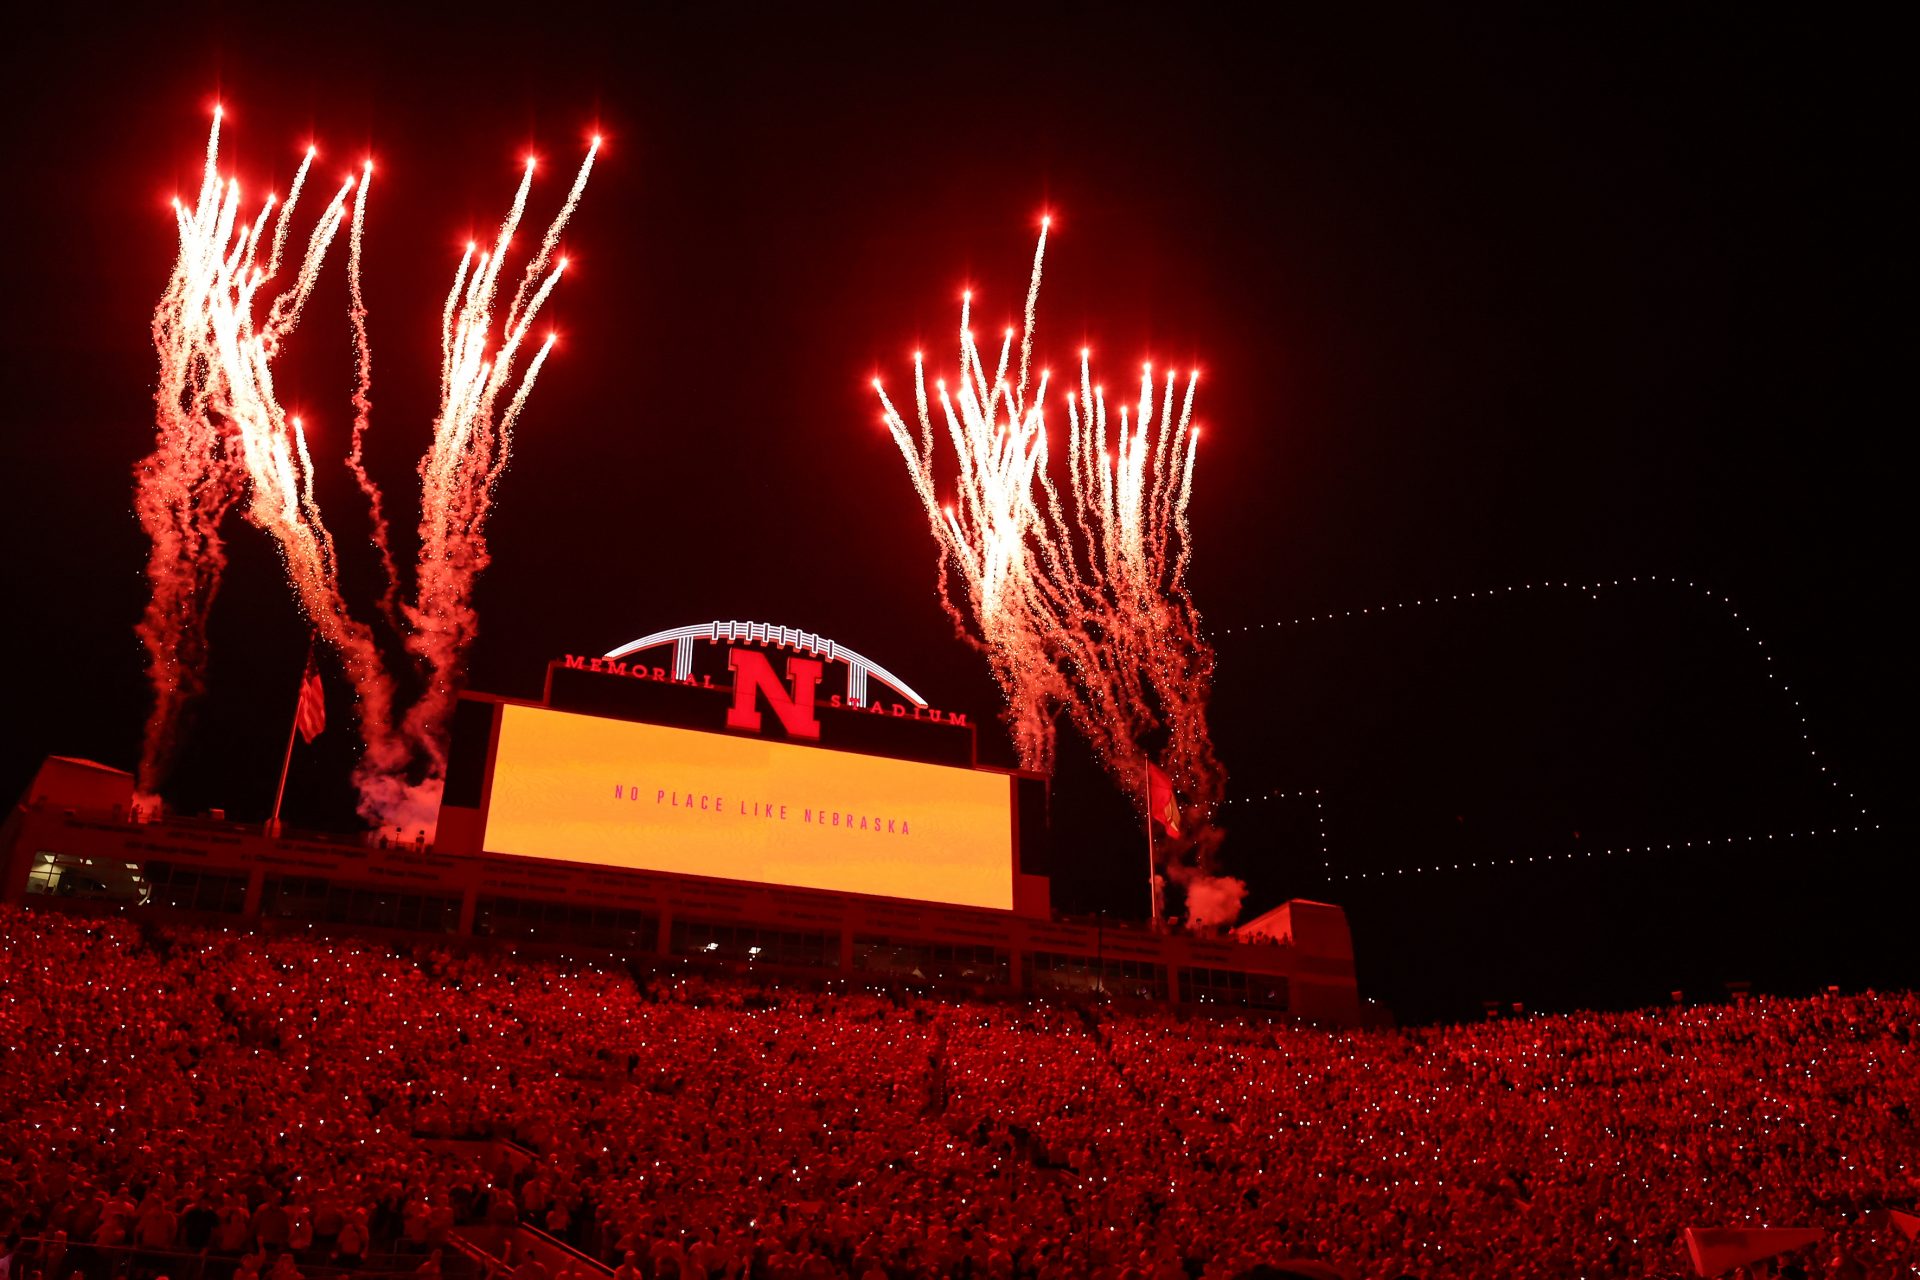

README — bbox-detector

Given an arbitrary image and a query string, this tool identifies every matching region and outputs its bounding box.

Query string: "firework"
[135,111,373,792]
[1053,351,1225,851]
[871,222,1066,770]
[134,109,595,831]
[159,120,412,803]
[399,139,599,794]
[344,161,402,634]
[874,225,1229,908]
[134,108,249,794]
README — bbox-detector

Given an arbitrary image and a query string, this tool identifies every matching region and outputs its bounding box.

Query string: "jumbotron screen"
[482,703,1015,910]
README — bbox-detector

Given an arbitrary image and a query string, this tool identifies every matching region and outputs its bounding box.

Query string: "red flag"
[294,661,326,744]
[1892,1208,1920,1241]
[1147,761,1181,837]
[1684,1227,1823,1277]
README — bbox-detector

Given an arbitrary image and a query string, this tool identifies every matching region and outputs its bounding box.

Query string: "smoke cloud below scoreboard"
[482,704,1016,910]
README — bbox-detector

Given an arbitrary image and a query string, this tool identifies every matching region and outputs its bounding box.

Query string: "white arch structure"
[605,620,928,709]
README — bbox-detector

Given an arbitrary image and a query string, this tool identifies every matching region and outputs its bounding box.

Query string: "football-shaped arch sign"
[604,620,928,710]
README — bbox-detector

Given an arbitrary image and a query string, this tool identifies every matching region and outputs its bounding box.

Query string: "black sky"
[1,5,1909,1021]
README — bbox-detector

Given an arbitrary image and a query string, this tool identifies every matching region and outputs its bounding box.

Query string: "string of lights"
[1208,575,1885,885]
[1211,574,1869,822]
[1336,822,1881,882]
[1214,788,1330,876]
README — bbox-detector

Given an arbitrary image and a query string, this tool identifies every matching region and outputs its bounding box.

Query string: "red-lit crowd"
[1,905,1915,1280]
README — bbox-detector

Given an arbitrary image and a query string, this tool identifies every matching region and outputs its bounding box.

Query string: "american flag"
[295,660,326,744]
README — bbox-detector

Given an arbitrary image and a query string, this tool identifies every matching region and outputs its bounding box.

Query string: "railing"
[451,1223,612,1280]
[443,1234,513,1280]
[15,800,400,851]
[11,1239,429,1280]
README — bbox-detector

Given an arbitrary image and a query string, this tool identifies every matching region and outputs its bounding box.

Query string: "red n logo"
[726,649,824,740]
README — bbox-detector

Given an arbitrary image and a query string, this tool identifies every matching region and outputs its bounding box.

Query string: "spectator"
[252,1198,290,1253]
[514,1248,552,1280]
[332,1211,366,1267]
[287,1207,313,1255]
[2,905,1913,1280]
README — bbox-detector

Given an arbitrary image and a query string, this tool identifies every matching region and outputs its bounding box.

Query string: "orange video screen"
[482,703,1014,910]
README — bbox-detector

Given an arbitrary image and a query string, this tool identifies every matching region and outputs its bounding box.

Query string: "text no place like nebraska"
[612,784,911,835]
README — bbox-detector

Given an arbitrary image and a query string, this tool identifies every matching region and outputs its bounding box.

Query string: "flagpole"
[268,643,313,838]
[1143,757,1162,932]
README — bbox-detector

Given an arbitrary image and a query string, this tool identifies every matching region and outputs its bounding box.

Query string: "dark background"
[1,5,1908,1022]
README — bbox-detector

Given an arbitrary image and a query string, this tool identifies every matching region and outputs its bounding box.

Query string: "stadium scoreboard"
[482,703,1018,910]
[437,622,1051,915]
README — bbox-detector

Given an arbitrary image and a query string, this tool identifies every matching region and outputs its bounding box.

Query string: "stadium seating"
[1,904,1910,1279]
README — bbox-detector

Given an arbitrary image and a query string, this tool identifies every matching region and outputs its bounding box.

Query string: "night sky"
[2,7,1908,1021]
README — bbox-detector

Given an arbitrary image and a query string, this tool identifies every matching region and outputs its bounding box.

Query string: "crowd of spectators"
[2,904,1915,1280]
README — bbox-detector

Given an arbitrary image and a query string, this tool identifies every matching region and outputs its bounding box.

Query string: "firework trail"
[344,163,402,633]
[872,222,1068,771]
[1053,352,1225,835]
[139,111,596,834]
[397,138,599,804]
[874,225,1234,920]
[133,108,249,794]
[162,125,413,798]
